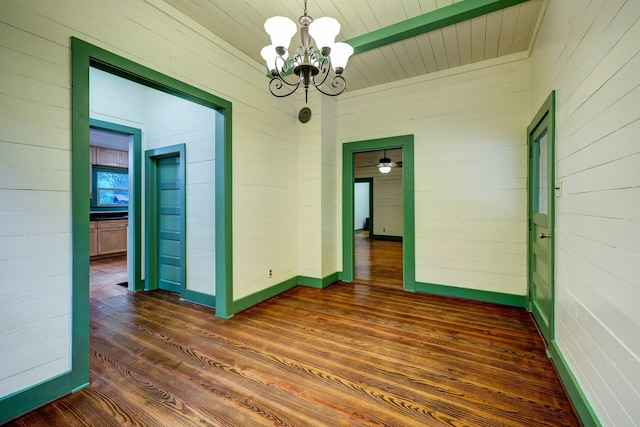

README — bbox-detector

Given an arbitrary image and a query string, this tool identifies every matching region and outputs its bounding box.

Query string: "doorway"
[342,135,415,291]
[88,120,143,293]
[527,91,556,345]
[71,37,233,393]
[145,145,186,295]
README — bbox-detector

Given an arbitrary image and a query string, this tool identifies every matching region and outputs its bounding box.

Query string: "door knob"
[539,232,550,239]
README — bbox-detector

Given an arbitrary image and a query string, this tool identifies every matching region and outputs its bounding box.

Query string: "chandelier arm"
[314,74,347,97]
[268,76,301,98]
[310,56,332,88]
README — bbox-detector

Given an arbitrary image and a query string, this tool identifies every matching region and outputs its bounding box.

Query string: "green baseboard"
[232,276,299,314]
[181,289,216,309]
[548,342,601,427]
[298,273,339,289]
[0,372,76,424]
[414,282,527,307]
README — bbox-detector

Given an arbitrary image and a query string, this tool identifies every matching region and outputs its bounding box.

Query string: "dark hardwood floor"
[354,231,403,289]
[6,257,579,426]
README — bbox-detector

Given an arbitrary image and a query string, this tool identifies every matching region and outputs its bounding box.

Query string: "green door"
[157,156,184,293]
[528,92,555,345]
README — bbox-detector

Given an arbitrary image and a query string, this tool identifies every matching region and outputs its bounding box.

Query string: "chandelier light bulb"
[330,42,354,73]
[264,16,297,50]
[260,45,287,73]
[308,17,340,52]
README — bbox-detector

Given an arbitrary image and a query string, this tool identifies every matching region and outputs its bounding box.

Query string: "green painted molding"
[299,273,339,289]
[347,0,529,54]
[0,372,74,424]
[342,135,415,291]
[182,289,216,309]
[415,282,527,307]
[232,277,299,315]
[548,342,602,427]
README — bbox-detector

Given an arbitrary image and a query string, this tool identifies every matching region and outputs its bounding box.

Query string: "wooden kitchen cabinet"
[89,221,98,256]
[95,219,127,256]
[95,147,128,168]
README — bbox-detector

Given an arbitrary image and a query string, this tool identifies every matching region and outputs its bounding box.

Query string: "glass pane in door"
[536,130,548,214]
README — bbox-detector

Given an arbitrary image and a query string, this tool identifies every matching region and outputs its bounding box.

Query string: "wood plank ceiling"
[163,0,545,92]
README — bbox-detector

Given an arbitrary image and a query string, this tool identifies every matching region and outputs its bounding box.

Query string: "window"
[91,167,129,210]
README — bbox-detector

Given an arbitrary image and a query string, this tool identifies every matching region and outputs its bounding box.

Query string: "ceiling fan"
[359,149,402,174]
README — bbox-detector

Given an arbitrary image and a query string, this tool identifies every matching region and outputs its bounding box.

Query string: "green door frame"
[70,37,233,394]
[145,145,187,297]
[527,90,556,343]
[342,135,415,290]
[90,119,143,292]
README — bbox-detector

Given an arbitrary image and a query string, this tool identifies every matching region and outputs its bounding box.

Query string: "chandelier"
[260,0,354,103]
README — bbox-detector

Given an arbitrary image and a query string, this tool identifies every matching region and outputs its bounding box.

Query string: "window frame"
[90,166,130,211]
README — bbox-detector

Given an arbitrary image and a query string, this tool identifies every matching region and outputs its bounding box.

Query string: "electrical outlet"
[269,269,272,278]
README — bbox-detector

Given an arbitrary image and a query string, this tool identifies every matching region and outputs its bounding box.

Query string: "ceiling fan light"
[264,16,297,50]
[378,165,392,174]
[330,42,353,72]
[309,17,340,51]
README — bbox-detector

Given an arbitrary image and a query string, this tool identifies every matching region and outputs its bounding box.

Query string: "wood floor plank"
[8,256,580,426]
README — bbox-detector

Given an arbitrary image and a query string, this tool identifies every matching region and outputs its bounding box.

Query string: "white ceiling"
[163,0,545,92]
[90,128,130,151]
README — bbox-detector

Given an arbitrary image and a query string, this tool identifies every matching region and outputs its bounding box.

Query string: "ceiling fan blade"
[391,161,403,167]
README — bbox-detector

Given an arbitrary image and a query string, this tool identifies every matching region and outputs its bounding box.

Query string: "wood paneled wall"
[339,54,530,296]
[0,0,298,399]
[529,1,640,425]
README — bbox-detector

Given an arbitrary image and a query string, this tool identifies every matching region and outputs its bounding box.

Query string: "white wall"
[340,54,530,295]
[0,0,298,399]
[354,182,370,231]
[530,1,640,425]
[354,149,404,237]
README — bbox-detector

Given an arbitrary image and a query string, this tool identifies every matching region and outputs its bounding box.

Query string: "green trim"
[415,282,527,307]
[548,342,602,427]
[342,135,415,291]
[0,372,75,423]
[527,90,556,343]
[299,272,339,289]
[89,119,144,292]
[145,145,186,297]
[70,36,91,395]
[232,277,299,316]
[215,105,233,319]
[70,37,233,417]
[346,0,529,54]
[181,289,216,309]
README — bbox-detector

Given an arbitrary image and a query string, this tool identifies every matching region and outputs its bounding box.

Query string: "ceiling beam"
[346,0,530,54]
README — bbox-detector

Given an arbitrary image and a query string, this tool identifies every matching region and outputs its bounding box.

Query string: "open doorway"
[70,37,233,392]
[88,123,139,300]
[352,151,403,288]
[341,135,415,292]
